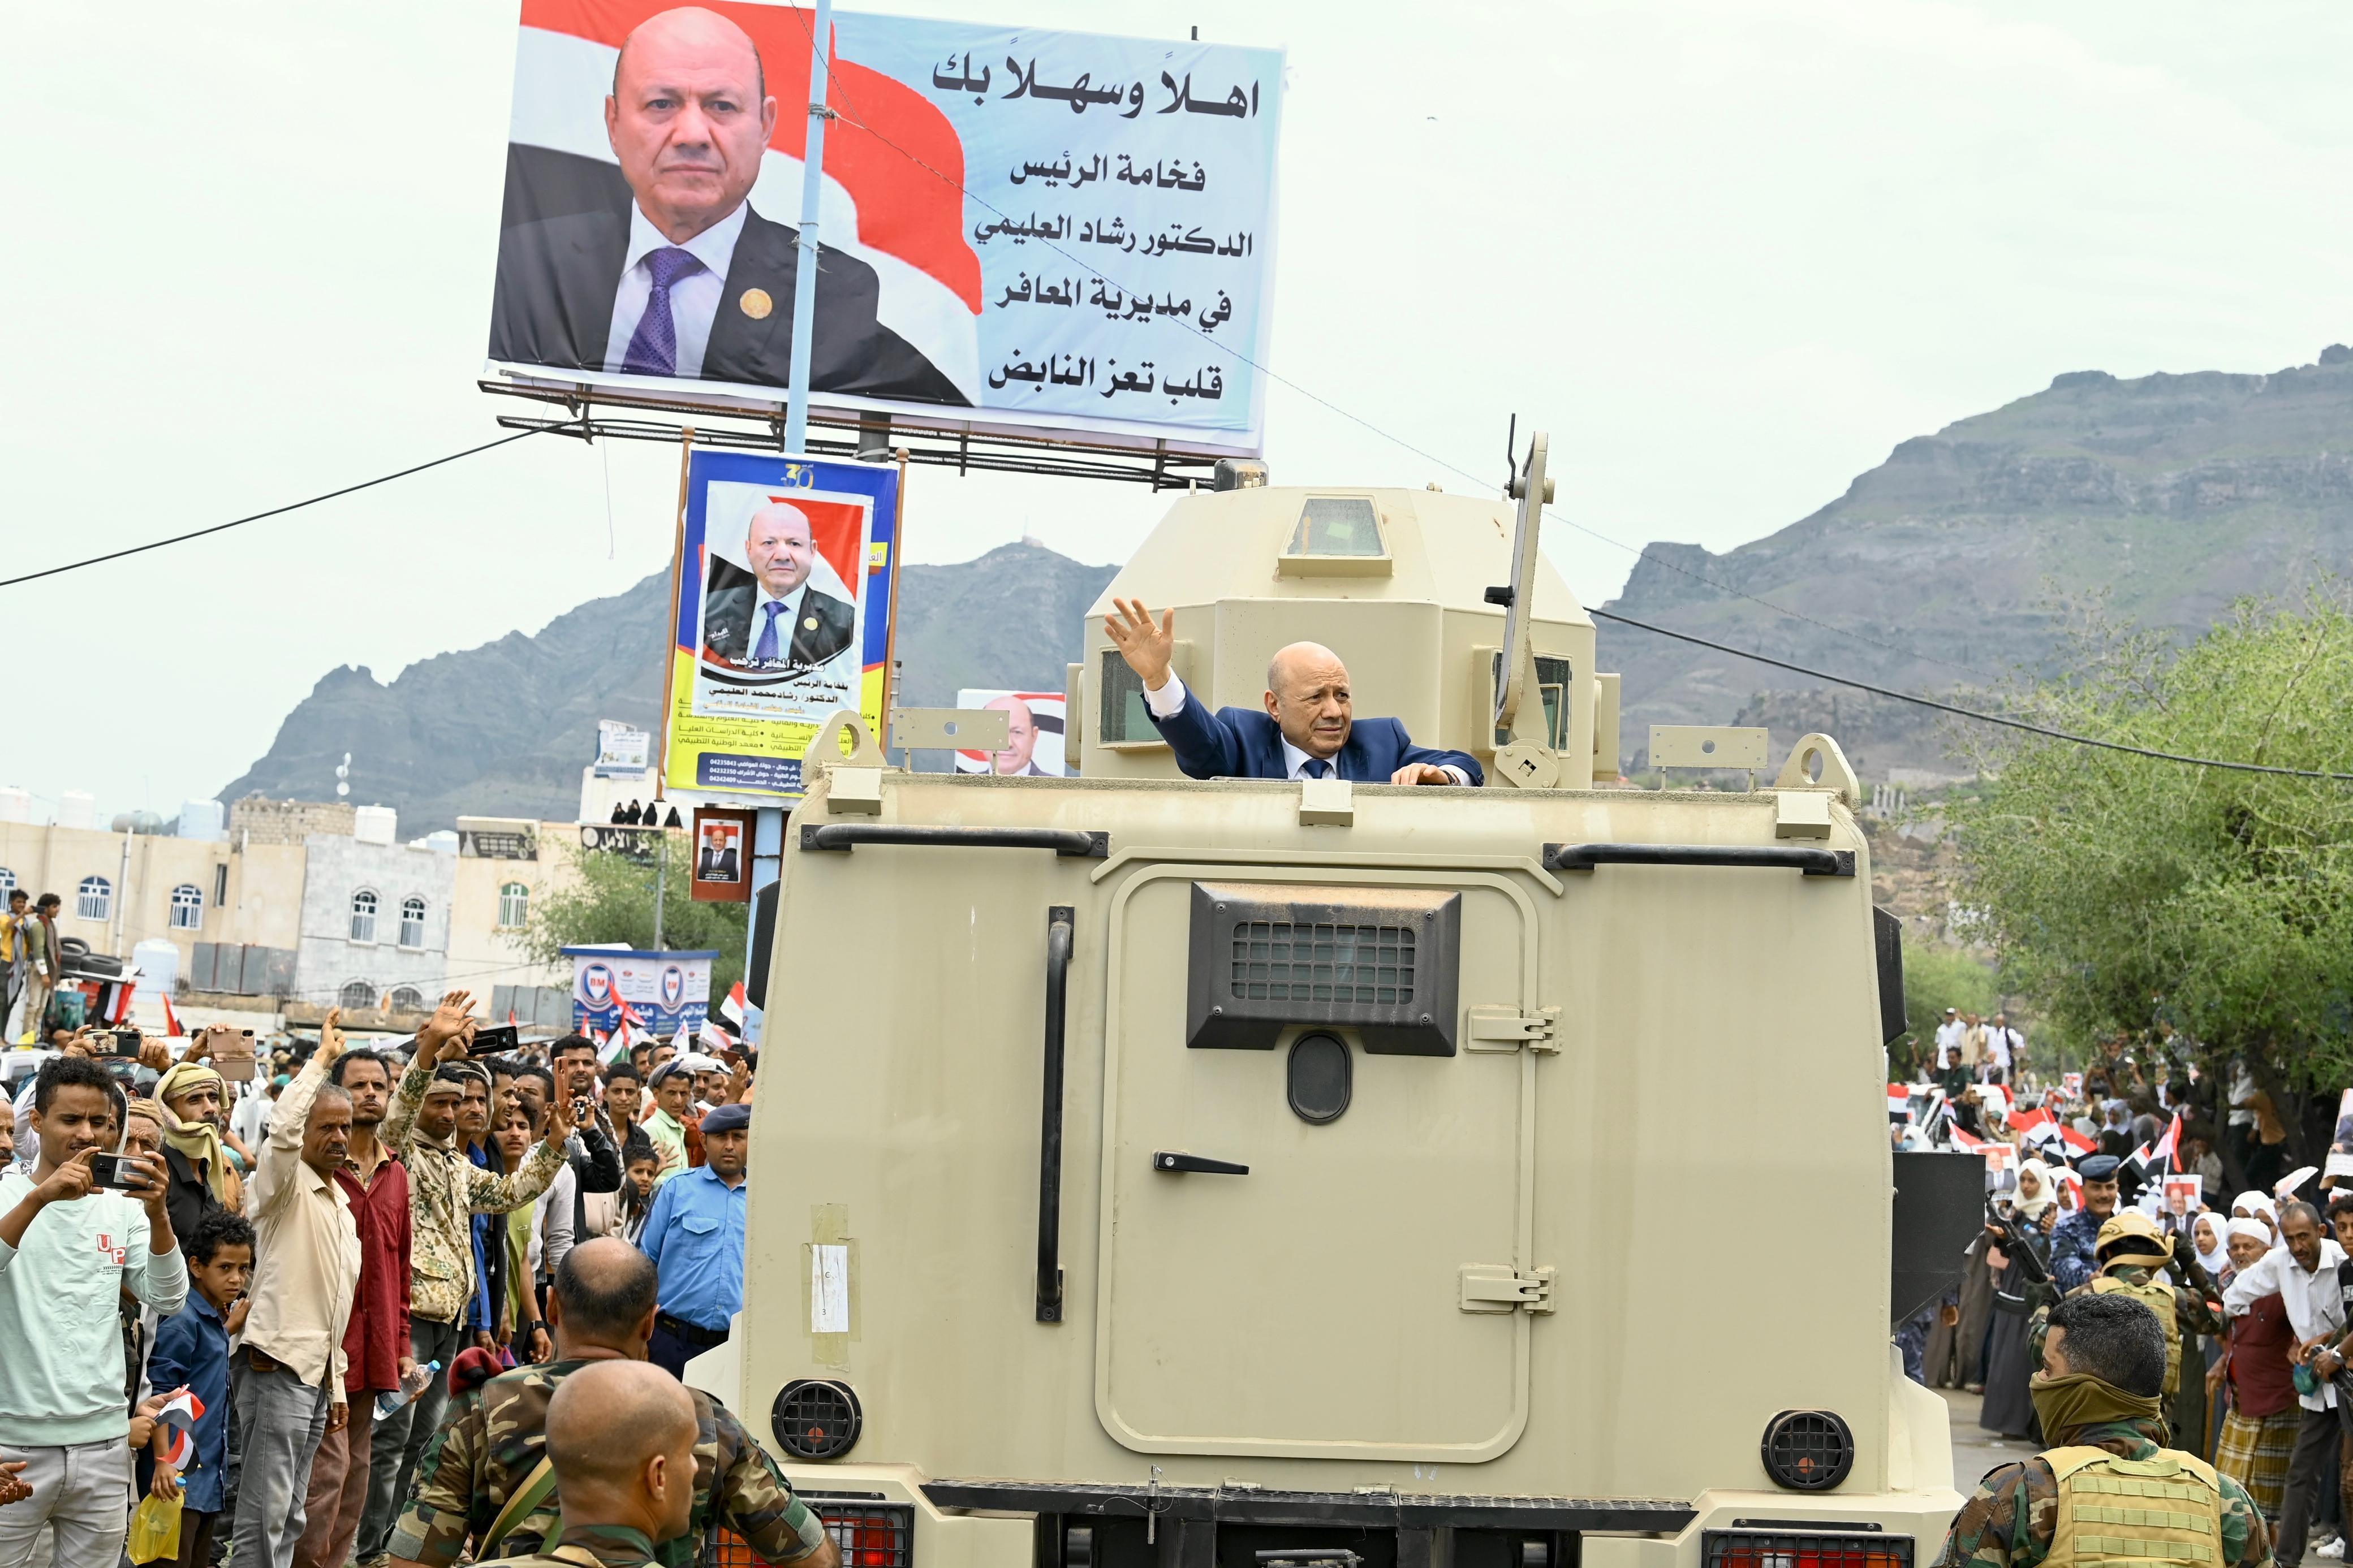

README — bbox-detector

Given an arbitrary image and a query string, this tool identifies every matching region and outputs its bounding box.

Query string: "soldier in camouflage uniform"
[472,1361,704,1568]
[1935,1290,2272,1568]
[390,1239,836,1568]
[2026,1210,2227,1453]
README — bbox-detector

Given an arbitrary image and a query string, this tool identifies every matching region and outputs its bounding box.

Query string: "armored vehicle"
[705,437,1964,1568]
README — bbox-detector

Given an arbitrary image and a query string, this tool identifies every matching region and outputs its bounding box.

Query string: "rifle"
[1987,1197,2055,1316]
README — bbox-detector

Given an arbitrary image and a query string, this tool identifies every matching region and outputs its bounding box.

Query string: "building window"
[169,884,204,930]
[76,876,111,922]
[387,985,424,1012]
[0,869,13,901]
[350,889,378,943]
[213,863,229,906]
[398,896,426,948]
[497,882,529,928]
[339,979,377,1011]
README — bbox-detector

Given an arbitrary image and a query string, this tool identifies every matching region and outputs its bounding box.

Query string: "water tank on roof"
[111,811,167,836]
[178,800,226,841]
[57,792,96,830]
[0,788,29,824]
[352,805,397,845]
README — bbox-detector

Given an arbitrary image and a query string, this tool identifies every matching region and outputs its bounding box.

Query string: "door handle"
[1153,1151,1250,1175]
[1036,906,1075,1323]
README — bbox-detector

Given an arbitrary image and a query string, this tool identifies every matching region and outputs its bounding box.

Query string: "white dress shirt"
[1140,673,1468,784]
[604,202,749,379]
[2226,1238,2349,1409]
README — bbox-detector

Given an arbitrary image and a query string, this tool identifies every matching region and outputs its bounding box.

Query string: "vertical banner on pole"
[665,451,900,799]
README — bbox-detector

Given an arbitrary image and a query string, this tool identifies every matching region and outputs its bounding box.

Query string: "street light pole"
[782,0,834,455]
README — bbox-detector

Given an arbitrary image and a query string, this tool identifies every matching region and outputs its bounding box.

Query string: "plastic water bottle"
[375,1360,439,1423]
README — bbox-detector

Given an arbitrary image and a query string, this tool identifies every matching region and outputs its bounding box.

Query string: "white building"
[293,826,458,1014]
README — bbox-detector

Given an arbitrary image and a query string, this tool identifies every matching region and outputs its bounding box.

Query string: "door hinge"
[1458,1263,1556,1314]
[1464,1004,1561,1053]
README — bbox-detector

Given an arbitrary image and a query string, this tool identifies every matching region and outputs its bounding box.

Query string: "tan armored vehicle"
[704,436,1967,1568]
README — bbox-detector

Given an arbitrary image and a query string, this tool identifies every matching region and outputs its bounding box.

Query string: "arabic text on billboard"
[490,2,1283,456]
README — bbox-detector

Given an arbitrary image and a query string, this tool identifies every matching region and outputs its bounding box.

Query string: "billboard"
[594,719,652,776]
[564,945,718,1036]
[952,688,1066,776]
[491,2,1283,456]
[666,449,898,797]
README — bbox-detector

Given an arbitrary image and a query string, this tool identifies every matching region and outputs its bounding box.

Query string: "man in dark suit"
[701,502,856,671]
[1103,598,1483,786]
[694,832,739,882]
[488,5,966,407]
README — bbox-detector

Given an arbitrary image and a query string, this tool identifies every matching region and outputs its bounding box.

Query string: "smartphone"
[104,1029,143,1059]
[87,1154,145,1190]
[214,1028,258,1083]
[467,1024,519,1057]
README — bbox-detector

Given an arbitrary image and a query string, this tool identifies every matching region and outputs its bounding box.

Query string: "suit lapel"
[707,205,796,381]
[562,214,628,369]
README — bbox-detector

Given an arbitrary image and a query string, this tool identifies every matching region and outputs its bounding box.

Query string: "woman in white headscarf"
[1979,1158,2059,1439]
[2233,1191,2280,1245]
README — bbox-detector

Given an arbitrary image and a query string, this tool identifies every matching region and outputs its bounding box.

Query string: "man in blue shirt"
[2052,1154,2124,1294]
[637,1104,748,1379]
[144,1208,254,1567]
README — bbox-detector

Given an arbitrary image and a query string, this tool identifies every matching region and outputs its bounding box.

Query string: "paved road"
[1936,1385,2028,1492]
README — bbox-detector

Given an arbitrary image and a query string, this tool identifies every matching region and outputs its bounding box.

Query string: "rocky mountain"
[1600,346,2353,780]
[218,542,1117,833]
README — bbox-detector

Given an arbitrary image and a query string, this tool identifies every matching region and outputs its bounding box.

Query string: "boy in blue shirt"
[144,1208,254,1568]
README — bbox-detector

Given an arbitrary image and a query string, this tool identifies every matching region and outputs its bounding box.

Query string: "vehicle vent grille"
[1231,921,1415,1003]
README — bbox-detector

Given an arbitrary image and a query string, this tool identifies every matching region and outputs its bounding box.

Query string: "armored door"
[1093,865,1546,1462]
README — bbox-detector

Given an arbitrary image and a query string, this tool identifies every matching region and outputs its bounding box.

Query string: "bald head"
[551,1237,661,1354]
[1262,642,1354,759]
[985,695,1038,775]
[606,7,777,245]
[546,1362,700,1540]
[744,503,817,598]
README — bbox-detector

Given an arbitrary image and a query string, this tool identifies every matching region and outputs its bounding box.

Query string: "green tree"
[1893,942,1999,1075]
[1948,591,2353,1169]
[520,833,750,1002]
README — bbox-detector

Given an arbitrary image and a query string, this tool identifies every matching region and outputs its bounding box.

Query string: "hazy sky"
[4,0,2348,821]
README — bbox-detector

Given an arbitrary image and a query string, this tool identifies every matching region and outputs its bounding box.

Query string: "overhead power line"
[0,424,565,591]
[1589,604,2353,783]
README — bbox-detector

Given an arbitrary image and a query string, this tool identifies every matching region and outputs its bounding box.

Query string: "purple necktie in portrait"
[753,600,788,663]
[620,247,704,377]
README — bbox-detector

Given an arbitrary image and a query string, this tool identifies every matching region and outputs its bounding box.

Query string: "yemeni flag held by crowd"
[156,1391,204,1468]
[2057,1122,2097,1156]
[1949,1126,1986,1152]
[160,994,182,1038]
[718,982,747,1031]
[1887,1084,1912,1117]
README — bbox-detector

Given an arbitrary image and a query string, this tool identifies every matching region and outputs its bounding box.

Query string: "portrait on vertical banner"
[690,807,756,903]
[693,481,872,718]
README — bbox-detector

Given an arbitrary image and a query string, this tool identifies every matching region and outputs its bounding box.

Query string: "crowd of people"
[0,990,826,1568]
[1903,1023,2353,1568]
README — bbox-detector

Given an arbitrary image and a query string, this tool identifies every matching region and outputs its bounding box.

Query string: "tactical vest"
[2042,1445,2225,1568]
[2090,1272,2180,1396]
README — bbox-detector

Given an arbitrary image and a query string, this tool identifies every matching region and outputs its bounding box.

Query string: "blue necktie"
[1302,758,1331,779]
[753,602,788,663]
[620,247,704,376]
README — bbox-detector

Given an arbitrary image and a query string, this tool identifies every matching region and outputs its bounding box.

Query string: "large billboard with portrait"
[490,1,1283,456]
[666,448,898,797]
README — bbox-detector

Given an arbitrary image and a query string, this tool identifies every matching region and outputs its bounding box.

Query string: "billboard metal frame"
[481,379,1219,490]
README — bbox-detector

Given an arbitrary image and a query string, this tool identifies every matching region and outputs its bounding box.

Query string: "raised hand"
[418,991,476,1060]
[317,1007,346,1065]
[544,1088,576,1148]
[1104,597,1175,690]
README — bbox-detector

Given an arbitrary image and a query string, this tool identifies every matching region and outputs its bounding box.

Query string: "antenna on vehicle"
[1488,427,1561,790]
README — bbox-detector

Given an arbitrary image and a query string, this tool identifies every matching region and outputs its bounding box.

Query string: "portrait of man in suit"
[701,501,857,674]
[694,824,740,883]
[488,5,967,405]
[985,695,1054,776]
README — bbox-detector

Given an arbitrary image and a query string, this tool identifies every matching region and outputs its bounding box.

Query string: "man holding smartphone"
[0,1054,185,1565]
